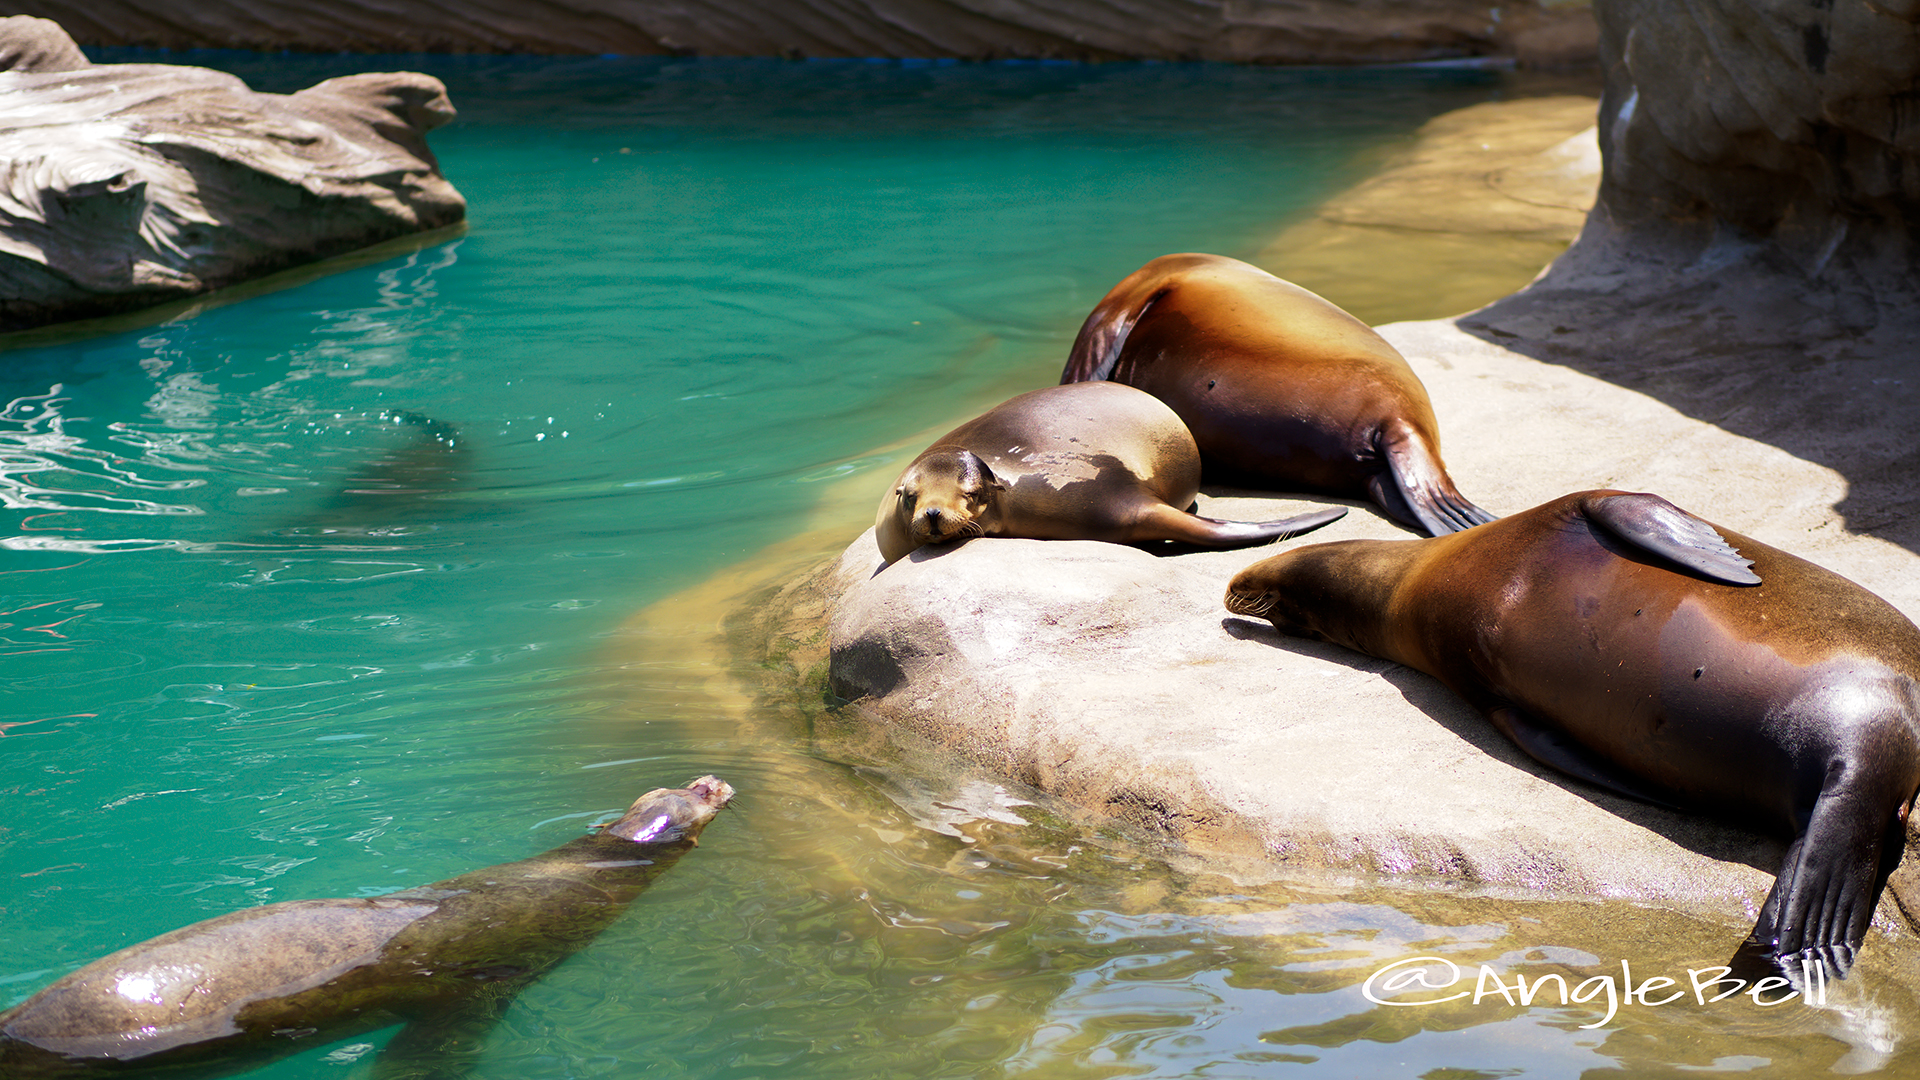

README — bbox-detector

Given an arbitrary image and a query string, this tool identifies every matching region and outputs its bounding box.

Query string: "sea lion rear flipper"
[1486,706,1683,810]
[1586,493,1761,586]
[371,995,514,1080]
[1375,421,1495,536]
[1135,503,1346,550]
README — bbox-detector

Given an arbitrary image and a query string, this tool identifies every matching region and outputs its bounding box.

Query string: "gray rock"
[0,14,88,72]
[8,0,1597,67]
[1464,0,1920,557]
[0,18,464,331]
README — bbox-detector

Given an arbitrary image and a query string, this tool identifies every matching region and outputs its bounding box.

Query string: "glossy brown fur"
[1063,253,1491,535]
[1227,492,1920,965]
[875,381,1342,564]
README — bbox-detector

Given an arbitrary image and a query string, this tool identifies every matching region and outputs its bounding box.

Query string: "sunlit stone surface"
[0,17,464,331]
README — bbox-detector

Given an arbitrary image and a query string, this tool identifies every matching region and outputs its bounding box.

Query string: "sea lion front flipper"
[1485,706,1684,811]
[1061,282,1170,384]
[1586,492,1761,586]
[1748,789,1905,974]
[371,995,514,1080]
[1134,503,1346,550]
[1374,420,1495,536]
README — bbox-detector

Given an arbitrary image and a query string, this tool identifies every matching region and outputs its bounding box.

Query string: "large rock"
[823,317,1920,943]
[10,0,1597,66]
[0,17,465,331]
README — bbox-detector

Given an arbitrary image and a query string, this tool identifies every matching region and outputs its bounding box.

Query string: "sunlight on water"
[3,52,1909,1080]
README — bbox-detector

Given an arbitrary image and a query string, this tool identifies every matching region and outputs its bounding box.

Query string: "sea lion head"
[599,775,734,845]
[1224,550,1310,632]
[1224,540,1406,658]
[874,448,1006,563]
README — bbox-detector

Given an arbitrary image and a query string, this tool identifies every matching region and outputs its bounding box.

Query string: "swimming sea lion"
[270,409,471,543]
[0,776,734,1078]
[1062,253,1494,536]
[875,381,1345,565]
[1224,491,1920,971]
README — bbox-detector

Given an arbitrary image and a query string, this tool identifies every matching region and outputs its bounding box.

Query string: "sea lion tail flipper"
[1586,492,1761,585]
[1135,503,1345,549]
[1374,421,1495,536]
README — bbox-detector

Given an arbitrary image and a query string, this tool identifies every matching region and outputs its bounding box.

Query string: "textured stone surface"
[1587,0,1920,260]
[0,17,465,331]
[822,317,1920,945]
[9,0,1597,66]
[1463,0,1920,559]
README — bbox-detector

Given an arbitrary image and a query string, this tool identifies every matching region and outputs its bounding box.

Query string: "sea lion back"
[0,898,435,1063]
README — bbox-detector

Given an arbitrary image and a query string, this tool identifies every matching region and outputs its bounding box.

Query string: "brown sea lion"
[0,776,734,1078]
[1224,491,1920,972]
[1062,253,1494,536]
[875,381,1345,565]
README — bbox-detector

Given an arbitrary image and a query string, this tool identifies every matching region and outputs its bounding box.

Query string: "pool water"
[3,53,1914,1079]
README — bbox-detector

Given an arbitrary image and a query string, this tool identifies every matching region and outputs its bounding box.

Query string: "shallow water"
[3,53,1915,1079]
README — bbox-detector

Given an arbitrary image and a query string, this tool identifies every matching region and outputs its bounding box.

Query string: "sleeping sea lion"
[1062,253,1494,536]
[1224,491,1920,972]
[875,381,1345,565]
[0,776,734,1078]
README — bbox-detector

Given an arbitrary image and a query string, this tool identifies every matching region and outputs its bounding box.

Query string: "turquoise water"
[4,54,1908,1079]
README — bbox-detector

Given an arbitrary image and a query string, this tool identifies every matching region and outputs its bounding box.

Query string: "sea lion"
[0,775,734,1078]
[1224,491,1920,972]
[875,381,1345,565]
[1061,253,1494,536]
[270,409,471,542]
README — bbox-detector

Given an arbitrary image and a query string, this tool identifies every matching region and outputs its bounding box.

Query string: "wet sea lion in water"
[0,776,734,1078]
[1061,253,1494,536]
[1224,491,1920,971]
[271,409,471,543]
[875,381,1345,565]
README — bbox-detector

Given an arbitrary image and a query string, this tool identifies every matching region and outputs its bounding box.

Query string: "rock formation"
[0,16,465,331]
[9,0,1596,67]
[1464,0,1920,553]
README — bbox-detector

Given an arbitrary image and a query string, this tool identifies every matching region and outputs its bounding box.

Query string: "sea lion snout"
[1223,579,1276,619]
[601,775,735,843]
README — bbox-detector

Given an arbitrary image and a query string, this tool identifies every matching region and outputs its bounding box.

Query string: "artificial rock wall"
[8,0,1597,66]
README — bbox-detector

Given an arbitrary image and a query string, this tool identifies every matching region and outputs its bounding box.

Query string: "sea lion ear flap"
[1587,492,1762,586]
[957,450,1005,494]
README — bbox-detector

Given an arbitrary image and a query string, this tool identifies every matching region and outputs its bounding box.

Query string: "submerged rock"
[0,16,465,331]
